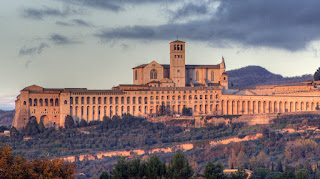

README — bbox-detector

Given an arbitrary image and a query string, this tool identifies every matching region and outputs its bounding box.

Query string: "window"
[150,69,157,79]
[177,44,180,50]
[211,71,214,81]
[81,97,84,104]
[196,71,199,81]
[64,100,67,104]
[87,97,90,104]
[174,45,176,50]
[181,44,183,50]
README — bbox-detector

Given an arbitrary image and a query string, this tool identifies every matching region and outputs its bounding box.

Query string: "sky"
[1,0,320,110]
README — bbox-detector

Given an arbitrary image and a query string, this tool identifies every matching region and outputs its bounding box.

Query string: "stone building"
[12,40,320,129]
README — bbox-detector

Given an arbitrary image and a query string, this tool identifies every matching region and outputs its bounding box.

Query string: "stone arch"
[55,98,59,106]
[301,102,305,111]
[81,97,84,104]
[104,97,107,104]
[87,97,90,104]
[98,97,101,104]
[127,97,130,104]
[39,98,43,106]
[279,101,283,113]
[150,69,157,79]
[34,99,38,106]
[109,97,113,104]
[50,98,54,106]
[121,97,125,104]
[75,97,79,104]
[268,101,272,113]
[284,101,288,112]
[40,115,50,127]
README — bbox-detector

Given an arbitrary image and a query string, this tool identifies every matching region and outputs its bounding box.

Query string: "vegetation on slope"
[0,110,14,127]
[227,65,312,88]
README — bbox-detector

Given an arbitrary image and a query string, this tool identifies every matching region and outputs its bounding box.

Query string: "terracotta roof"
[133,64,220,69]
[170,40,185,43]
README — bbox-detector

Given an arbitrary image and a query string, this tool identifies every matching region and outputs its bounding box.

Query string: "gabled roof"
[133,64,221,69]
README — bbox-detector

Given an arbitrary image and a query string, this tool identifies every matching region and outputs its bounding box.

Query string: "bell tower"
[170,40,186,87]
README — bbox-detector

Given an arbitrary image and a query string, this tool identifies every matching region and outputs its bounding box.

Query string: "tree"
[79,119,88,128]
[112,157,129,179]
[112,115,121,120]
[182,107,192,116]
[0,144,76,178]
[276,160,283,172]
[167,151,193,179]
[280,170,296,179]
[314,67,320,81]
[23,116,40,136]
[64,115,74,129]
[10,126,20,137]
[229,168,248,179]
[99,171,111,179]
[145,155,166,178]
[204,161,226,179]
[236,151,248,168]
[38,120,46,133]
[103,116,111,123]
[295,169,309,179]
[158,105,166,116]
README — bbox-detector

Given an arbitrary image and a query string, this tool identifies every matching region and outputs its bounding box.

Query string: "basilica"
[12,40,320,129]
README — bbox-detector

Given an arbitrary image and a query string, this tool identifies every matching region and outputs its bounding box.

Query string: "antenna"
[176,35,178,40]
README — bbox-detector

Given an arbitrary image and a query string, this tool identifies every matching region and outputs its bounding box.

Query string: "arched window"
[81,97,84,104]
[174,45,176,50]
[181,44,183,50]
[87,97,90,104]
[150,69,157,79]
[211,71,214,81]
[196,71,199,81]
[55,99,59,106]
[177,44,180,50]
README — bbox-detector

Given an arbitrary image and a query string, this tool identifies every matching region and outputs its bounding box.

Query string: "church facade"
[12,40,320,129]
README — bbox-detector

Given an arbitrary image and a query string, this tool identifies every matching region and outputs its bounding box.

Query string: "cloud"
[56,19,93,27]
[170,3,209,22]
[95,0,320,51]
[49,34,81,45]
[19,43,50,56]
[58,0,179,12]
[22,6,83,20]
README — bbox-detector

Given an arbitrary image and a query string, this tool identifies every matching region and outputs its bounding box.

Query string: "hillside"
[227,65,313,88]
[0,110,14,127]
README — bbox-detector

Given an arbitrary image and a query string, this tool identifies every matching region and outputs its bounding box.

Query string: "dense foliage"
[0,144,76,178]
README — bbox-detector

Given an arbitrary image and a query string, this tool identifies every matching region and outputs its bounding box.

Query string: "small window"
[181,45,183,50]
[177,70,180,73]
[174,45,176,50]
[23,101,26,105]
[64,100,67,104]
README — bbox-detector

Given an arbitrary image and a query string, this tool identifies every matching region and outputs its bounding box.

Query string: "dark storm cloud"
[49,34,81,45]
[56,19,93,27]
[22,7,82,20]
[170,3,209,21]
[95,0,320,51]
[19,43,50,56]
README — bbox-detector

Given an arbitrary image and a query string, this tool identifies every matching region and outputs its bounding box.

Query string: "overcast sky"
[1,0,320,110]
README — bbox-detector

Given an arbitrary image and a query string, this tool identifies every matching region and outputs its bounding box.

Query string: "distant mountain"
[0,110,14,127]
[227,66,313,88]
